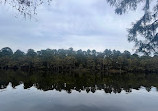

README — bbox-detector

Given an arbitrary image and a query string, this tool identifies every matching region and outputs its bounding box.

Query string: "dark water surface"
[0,71,158,111]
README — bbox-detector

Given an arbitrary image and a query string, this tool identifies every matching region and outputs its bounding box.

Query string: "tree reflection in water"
[0,70,158,94]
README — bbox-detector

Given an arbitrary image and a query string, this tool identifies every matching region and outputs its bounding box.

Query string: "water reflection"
[0,70,158,93]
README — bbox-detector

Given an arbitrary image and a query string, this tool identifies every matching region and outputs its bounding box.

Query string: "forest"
[0,47,158,73]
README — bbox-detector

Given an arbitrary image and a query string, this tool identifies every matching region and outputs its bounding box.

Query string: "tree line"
[0,47,158,73]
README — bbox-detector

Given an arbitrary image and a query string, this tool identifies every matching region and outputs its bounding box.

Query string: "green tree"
[107,0,158,54]
[27,49,37,57]
[14,50,25,58]
[0,47,13,56]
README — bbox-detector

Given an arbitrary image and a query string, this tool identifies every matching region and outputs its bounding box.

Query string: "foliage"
[0,0,52,18]
[107,0,158,54]
[0,47,158,73]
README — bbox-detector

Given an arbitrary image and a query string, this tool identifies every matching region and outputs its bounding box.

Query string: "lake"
[0,70,158,111]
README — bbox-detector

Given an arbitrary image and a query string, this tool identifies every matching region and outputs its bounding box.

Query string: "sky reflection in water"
[0,83,158,111]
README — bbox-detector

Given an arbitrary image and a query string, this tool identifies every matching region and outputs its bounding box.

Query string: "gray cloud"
[0,0,143,52]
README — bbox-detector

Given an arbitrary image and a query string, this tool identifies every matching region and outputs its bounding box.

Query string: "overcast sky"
[0,0,143,52]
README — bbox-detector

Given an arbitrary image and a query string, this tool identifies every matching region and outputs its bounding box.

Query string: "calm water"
[0,71,158,111]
